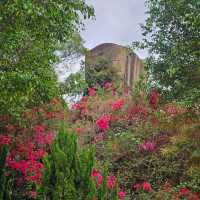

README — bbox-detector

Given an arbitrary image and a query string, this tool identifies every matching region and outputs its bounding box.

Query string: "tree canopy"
[134,0,200,105]
[0,0,94,117]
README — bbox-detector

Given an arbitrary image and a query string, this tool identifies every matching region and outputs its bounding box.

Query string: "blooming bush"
[1,80,200,199]
[69,82,200,199]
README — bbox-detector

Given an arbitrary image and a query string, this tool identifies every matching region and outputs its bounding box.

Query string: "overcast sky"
[56,1,148,82]
[81,0,148,59]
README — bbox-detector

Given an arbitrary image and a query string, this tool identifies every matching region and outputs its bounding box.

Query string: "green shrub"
[39,125,119,200]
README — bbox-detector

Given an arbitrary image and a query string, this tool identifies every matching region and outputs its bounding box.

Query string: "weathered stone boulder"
[85,43,145,90]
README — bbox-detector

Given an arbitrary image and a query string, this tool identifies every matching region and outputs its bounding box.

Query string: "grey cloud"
[81,0,148,58]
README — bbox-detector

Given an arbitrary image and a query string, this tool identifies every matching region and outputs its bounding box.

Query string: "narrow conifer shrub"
[39,125,120,200]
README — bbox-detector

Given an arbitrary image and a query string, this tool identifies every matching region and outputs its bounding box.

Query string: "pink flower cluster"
[104,82,113,90]
[71,97,88,116]
[149,89,159,109]
[165,104,178,116]
[111,99,124,111]
[88,87,96,96]
[133,181,152,191]
[72,103,81,110]
[127,105,148,120]
[91,169,103,187]
[6,142,45,185]
[91,169,126,200]
[4,123,54,199]
[96,115,111,131]
[118,190,126,199]
[0,135,12,145]
[106,175,116,189]
[138,141,156,152]
[178,187,199,200]
[34,125,53,146]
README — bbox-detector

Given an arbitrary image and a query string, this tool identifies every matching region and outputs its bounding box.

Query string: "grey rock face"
[86,43,145,90]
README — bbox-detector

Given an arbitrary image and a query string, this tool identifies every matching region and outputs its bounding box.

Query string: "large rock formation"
[85,43,145,90]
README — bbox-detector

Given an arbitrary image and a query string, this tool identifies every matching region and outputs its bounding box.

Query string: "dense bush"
[69,82,200,199]
[0,0,94,118]
[0,98,124,200]
[133,0,200,105]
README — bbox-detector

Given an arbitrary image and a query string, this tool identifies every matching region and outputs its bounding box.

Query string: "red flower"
[29,191,37,199]
[19,160,28,174]
[33,124,46,134]
[6,124,16,132]
[0,135,12,145]
[72,103,81,110]
[118,190,126,199]
[149,89,159,109]
[88,87,96,96]
[46,131,53,145]
[28,149,46,160]
[91,169,103,187]
[106,175,116,189]
[75,128,81,134]
[165,104,178,116]
[104,82,113,90]
[133,183,141,191]
[96,115,111,131]
[179,187,190,196]
[6,155,20,170]
[192,192,199,200]
[93,133,104,144]
[111,99,124,111]
[139,141,155,152]
[142,182,152,191]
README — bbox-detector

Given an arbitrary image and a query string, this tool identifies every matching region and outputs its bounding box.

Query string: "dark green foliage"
[85,58,119,87]
[40,126,96,200]
[60,67,88,98]
[0,0,94,117]
[0,146,15,200]
[134,0,200,104]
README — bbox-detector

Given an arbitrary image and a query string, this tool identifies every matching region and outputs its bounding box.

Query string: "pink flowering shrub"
[111,99,124,111]
[0,98,66,199]
[68,83,200,199]
[96,115,111,131]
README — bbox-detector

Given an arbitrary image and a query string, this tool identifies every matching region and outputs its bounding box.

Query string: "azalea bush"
[0,98,65,199]
[1,80,199,199]
[69,82,200,199]
[0,97,125,200]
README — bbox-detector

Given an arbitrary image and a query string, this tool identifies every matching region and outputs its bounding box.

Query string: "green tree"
[0,0,94,117]
[134,0,200,104]
[85,58,119,87]
[60,66,88,99]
